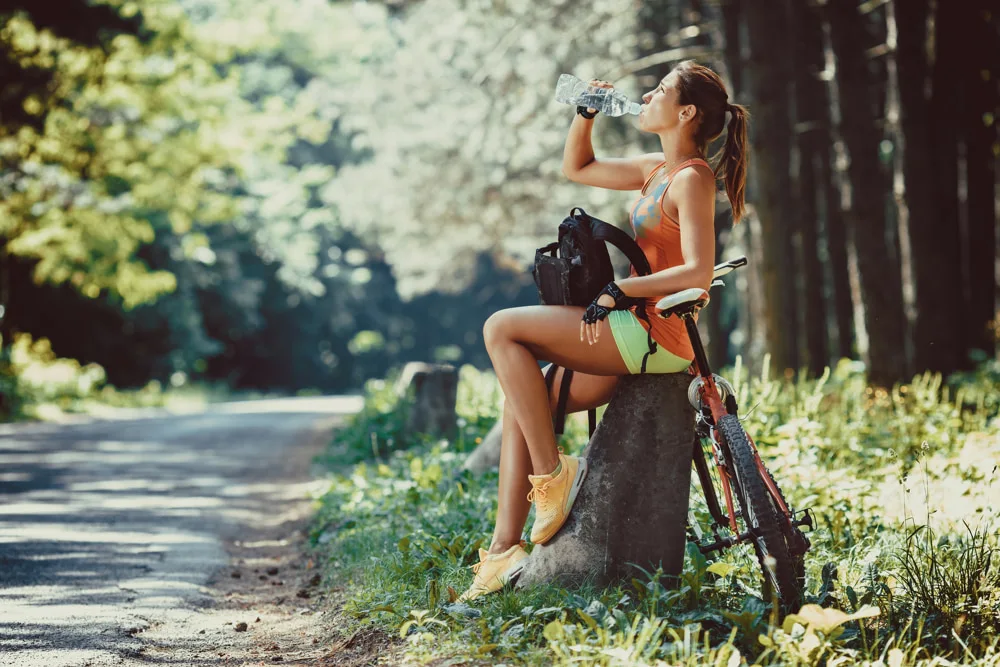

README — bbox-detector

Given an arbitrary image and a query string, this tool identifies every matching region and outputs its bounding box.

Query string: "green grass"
[311,360,1000,665]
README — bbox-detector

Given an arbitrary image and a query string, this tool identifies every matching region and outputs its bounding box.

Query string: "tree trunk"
[895,0,965,375]
[961,0,999,358]
[818,147,856,361]
[743,0,799,374]
[826,0,910,386]
[517,373,694,589]
[791,0,832,375]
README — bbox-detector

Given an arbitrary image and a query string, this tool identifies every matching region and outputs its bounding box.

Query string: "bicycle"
[654,255,814,613]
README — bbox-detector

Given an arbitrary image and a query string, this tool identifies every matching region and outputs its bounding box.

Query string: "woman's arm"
[561,81,662,191]
[616,167,716,297]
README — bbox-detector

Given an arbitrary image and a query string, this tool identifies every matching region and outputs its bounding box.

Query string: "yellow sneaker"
[527,452,588,545]
[458,542,529,602]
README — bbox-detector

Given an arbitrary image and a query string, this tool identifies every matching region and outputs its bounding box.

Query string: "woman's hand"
[584,79,614,115]
[581,281,637,345]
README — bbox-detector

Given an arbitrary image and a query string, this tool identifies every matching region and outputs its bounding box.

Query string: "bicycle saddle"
[654,256,746,318]
[655,288,710,318]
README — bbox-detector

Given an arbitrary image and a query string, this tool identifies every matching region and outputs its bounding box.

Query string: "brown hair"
[672,60,750,222]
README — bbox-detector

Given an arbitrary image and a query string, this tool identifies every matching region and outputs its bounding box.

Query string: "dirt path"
[0,397,392,667]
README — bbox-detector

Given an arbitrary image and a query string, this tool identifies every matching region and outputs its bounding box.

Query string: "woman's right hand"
[585,79,614,114]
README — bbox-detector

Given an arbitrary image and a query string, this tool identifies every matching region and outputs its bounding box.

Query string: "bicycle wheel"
[758,463,809,590]
[717,414,803,612]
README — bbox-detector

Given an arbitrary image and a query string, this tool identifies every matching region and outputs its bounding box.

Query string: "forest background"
[0,0,997,418]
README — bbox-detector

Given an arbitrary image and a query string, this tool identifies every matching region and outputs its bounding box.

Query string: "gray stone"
[396,362,458,440]
[461,414,503,474]
[517,372,694,589]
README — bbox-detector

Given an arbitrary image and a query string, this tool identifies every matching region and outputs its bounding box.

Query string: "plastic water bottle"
[554,74,641,117]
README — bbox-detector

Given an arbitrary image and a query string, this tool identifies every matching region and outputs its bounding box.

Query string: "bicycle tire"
[758,463,809,588]
[718,414,803,612]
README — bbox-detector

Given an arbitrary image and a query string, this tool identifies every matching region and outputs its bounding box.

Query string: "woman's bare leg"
[488,365,619,555]
[488,403,532,553]
[483,305,628,478]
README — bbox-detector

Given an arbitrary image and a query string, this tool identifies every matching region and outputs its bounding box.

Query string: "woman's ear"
[679,104,697,124]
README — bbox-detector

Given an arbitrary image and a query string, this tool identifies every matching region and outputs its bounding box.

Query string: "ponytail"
[716,103,750,223]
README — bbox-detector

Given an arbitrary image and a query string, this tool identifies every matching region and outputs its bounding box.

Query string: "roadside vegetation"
[0,332,245,421]
[311,359,1000,665]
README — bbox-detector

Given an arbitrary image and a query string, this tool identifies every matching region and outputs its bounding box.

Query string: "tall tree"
[895,0,965,374]
[742,0,799,372]
[825,0,910,385]
[790,0,831,375]
[960,0,999,357]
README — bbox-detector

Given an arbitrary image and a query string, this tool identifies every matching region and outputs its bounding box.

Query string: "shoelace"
[526,482,551,504]
[526,451,564,504]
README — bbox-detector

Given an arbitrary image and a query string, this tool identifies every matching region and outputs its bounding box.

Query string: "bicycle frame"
[679,308,812,553]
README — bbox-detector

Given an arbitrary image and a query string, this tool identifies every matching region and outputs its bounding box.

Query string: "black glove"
[576,105,598,119]
[582,282,640,325]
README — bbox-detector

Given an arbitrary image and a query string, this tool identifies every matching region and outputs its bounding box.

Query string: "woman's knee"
[483,310,513,349]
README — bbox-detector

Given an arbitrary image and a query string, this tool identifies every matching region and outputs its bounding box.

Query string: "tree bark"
[960,0,999,358]
[896,0,965,375]
[517,373,694,589]
[826,0,910,385]
[743,0,799,374]
[818,141,856,361]
[791,0,832,375]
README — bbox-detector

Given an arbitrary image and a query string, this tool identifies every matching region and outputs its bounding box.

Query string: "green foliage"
[311,360,1000,665]
[893,521,1000,651]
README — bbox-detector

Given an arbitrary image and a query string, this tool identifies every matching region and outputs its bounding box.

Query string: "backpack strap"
[570,208,652,276]
[591,220,652,276]
[544,364,597,438]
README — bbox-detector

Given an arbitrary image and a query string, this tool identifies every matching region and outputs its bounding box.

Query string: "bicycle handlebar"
[712,256,747,280]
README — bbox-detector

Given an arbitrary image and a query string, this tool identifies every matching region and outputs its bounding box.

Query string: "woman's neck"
[659,133,702,167]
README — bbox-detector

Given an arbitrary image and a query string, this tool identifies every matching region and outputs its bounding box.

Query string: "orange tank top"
[626,157,712,361]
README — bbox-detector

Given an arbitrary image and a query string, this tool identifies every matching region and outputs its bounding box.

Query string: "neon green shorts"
[608,310,693,375]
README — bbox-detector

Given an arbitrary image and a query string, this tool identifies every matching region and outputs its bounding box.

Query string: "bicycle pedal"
[792,507,815,532]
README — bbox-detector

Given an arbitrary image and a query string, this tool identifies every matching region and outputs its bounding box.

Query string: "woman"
[460,60,749,602]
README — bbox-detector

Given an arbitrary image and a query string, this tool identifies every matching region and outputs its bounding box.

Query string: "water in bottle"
[554,74,641,117]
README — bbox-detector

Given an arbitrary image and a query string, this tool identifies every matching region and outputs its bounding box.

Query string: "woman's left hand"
[581,281,636,345]
[581,293,617,345]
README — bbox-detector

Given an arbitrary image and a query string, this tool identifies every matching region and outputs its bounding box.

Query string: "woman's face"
[638,71,693,134]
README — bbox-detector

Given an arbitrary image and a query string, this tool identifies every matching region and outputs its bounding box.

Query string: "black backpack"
[531,207,657,438]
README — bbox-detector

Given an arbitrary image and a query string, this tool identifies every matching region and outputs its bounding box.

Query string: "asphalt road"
[0,397,363,666]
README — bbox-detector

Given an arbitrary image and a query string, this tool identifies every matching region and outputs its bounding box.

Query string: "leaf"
[398,536,411,554]
[442,602,481,618]
[543,620,565,642]
[399,620,415,637]
[447,586,459,603]
[783,604,880,635]
[707,562,738,578]
[476,643,499,654]
[576,609,598,630]
[845,585,858,610]
[533,607,563,617]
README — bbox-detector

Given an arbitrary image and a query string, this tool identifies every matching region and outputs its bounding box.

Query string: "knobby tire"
[718,414,803,613]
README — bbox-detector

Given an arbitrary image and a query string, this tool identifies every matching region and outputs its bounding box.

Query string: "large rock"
[517,372,694,589]
[461,416,503,474]
[395,362,458,440]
